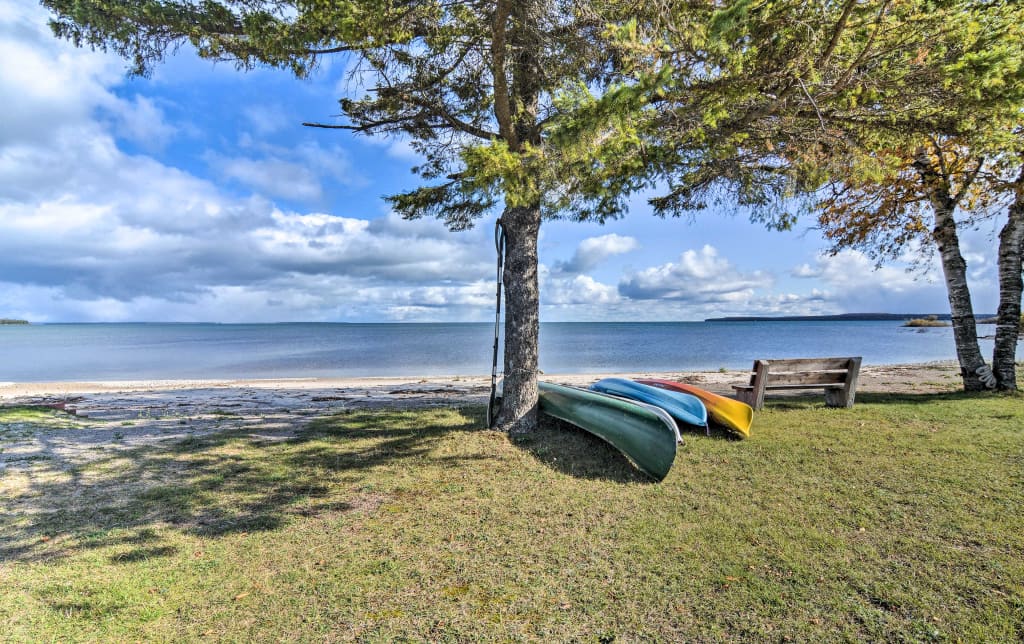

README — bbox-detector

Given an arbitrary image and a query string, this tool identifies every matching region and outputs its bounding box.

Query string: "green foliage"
[42,0,654,230]
[43,0,397,77]
[560,0,1024,238]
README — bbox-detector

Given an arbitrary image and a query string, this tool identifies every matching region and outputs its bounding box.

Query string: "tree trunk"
[492,0,543,433]
[932,203,990,391]
[495,204,541,434]
[992,191,1024,390]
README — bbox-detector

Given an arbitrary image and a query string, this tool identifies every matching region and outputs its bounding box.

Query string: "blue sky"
[0,2,1002,323]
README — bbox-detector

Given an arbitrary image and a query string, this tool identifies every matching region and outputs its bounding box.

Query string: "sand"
[0,362,963,473]
[0,361,966,412]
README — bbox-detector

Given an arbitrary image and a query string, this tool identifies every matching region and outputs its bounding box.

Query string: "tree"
[814,138,1001,391]
[42,0,648,433]
[576,0,1024,391]
[991,158,1024,390]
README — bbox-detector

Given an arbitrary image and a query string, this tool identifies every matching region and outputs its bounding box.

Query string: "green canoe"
[538,381,679,480]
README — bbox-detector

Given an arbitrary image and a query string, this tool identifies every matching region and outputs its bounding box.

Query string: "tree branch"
[305,44,359,55]
[302,122,357,129]
[490,0,515,148]
[819,0,857,68]
[837,0,892,87]
[952,157,985,208]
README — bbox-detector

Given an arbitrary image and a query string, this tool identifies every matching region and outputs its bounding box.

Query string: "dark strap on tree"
[487,218,507,428]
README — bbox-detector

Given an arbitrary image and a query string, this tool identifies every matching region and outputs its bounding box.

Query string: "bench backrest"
[747,357,859,387]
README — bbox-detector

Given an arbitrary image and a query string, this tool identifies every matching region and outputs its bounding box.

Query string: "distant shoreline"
[0,319,29,325]
[704,313,997,322]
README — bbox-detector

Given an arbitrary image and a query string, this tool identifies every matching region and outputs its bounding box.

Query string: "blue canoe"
[589,378,708,431]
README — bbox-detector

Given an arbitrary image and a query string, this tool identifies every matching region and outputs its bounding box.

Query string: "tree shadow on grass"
[759,390,1018,411]
[0,407,481,563]
[854,391,1021,405]
[512,416,654,484]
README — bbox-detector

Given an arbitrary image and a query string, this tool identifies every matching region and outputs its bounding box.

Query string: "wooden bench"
[732,357,862,410]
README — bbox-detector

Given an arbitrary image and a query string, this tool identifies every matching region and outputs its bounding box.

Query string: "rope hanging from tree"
[487,218,507,428]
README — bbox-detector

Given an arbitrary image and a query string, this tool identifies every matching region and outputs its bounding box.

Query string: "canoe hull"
[590,378,708,430]
[538,381,678,480]
[637,379,753,438]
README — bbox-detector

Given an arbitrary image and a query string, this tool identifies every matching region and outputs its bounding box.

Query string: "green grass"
[1,394,1023,641]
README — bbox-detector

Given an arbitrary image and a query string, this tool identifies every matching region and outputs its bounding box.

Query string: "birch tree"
[575,0,1024,391]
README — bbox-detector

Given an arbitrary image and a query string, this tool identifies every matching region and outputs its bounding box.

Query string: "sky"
[0,2,1004,323]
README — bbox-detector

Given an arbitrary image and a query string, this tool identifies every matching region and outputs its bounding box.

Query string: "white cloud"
[554,233,640,274]
[208,140,364,202]
[243,103,292,136]
[797,250,929,293]
[543,273,621,306]
[791,263,820,278]
[112,95,177,149]
[790,250,957,313]
[0,5,120,148]
[211,154,326,201]
[386,139,421,162]
[0,4,499,322]
[619,245,772,302]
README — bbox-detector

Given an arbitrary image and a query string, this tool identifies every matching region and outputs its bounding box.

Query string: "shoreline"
[0,361,964,472]
[0,360,962,401]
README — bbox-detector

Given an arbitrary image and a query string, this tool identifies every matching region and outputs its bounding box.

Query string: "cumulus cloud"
[112,95,177,149]
[543,274,621,306]
[794,250,928,293]
[208,140,362,202]
[619,245,772,302]
[3,2,981,324]
[553,234,639,274]
[210,154,326,201]
[0,3,497,322]
[790,250,958,313]
[0,5,120,148]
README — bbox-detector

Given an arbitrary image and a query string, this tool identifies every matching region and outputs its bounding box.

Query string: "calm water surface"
[0,321,986,382]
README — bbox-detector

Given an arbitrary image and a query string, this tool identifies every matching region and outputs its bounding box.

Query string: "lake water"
[0,321,991,382]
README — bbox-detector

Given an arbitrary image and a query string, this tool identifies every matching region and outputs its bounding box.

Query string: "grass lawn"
[1,392,1022,641]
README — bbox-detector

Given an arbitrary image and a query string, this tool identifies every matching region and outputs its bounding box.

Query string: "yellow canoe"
[637,379,753,438]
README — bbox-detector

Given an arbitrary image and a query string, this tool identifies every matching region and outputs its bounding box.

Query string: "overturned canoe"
[538,381,678,481]
[590,378,708,431]
[637,379,753,438]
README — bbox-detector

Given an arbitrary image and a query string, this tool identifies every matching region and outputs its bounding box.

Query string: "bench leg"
[825,357,861,408]
[735,388,764,411]
[749,360,768,410]
[734,389,753,408]
[824,388,854,408]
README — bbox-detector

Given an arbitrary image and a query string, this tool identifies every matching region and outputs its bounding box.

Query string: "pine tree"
[42,0,648,432]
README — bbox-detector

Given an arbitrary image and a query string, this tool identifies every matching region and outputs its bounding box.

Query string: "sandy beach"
[0,360,964,403]
[0,361,963,472]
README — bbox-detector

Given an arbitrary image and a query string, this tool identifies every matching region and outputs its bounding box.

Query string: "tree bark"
[915,148,989,392]
[992,185,1024,390]
[931,202,990,391]
[495,204,542,434]
[492,0,544,433]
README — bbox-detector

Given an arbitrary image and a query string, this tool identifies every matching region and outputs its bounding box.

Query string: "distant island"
[0,318,29,325]
[705,313,984,322]
[902,315,948,327]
